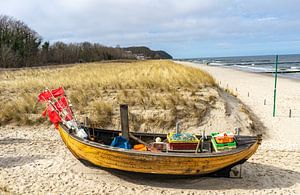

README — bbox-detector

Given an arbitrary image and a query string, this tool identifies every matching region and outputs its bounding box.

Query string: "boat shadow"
[0,155,45,168]
[95,162,300,190]
[0,138,31,145]
[0,138,45,168]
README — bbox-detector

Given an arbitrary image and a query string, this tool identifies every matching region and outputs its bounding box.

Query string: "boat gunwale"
[60,124,259,158]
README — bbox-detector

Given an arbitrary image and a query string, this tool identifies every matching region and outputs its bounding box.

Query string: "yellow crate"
[167,132,199,143]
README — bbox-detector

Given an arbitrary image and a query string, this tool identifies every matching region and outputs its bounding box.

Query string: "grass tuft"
[89,101,113,127]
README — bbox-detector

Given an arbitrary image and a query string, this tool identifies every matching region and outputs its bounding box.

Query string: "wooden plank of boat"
[58,124,261,175]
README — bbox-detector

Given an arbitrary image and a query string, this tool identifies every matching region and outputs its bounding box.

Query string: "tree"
[0,15,41,67]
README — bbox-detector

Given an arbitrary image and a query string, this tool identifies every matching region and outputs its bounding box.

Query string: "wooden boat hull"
[58,124,261,175]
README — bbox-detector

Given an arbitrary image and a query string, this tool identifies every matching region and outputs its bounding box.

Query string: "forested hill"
[0,15,172,68]
[124,46,173,59]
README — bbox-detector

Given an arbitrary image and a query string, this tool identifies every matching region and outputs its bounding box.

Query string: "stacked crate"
[167,132,199,151]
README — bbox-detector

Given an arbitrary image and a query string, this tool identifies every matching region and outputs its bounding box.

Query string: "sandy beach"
[1,61,300,194]
[179,61,300,151]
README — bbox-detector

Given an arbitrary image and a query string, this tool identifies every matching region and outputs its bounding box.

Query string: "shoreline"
[181,61,300,82]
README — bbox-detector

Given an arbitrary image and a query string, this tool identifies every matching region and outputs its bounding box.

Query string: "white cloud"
[257,17,278,22]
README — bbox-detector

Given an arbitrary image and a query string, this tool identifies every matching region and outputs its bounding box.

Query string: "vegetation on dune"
[0,60,216,132]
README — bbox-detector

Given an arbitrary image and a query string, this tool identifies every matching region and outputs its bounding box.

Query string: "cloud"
[257,17,278,22]
[0,0,299,57]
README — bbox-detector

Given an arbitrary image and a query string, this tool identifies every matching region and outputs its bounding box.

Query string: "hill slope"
[123,46,173,59]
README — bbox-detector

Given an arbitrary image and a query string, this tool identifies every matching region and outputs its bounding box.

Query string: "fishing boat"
[38,87,262,176]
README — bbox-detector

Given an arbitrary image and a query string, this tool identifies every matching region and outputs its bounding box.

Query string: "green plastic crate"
[211,132,236,152]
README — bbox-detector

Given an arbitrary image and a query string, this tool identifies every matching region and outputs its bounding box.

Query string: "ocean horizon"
[181,54,300,80]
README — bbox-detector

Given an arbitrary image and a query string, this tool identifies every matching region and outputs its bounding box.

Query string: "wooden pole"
[85,117,89,126]
[273,55,279,117]
[120,104,129,140]
[201,130,205,152]
[129,133,159,152]
[129,134,148,146]
[195,140,201,154]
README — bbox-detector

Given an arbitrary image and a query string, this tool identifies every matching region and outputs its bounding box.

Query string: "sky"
[1,0,300,58]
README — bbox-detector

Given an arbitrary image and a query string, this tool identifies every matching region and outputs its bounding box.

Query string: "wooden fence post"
[120,104,129,140]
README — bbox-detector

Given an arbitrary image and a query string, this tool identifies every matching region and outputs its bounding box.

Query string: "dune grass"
[0,60,216,131]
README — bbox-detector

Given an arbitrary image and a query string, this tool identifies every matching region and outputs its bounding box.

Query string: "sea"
[182,54,300,80]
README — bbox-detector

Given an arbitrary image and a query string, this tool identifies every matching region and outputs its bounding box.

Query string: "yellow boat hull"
[58,124,260,175]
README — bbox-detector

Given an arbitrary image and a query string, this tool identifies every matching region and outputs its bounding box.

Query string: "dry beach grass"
[0,61,214,126]
[0,60,225,133]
